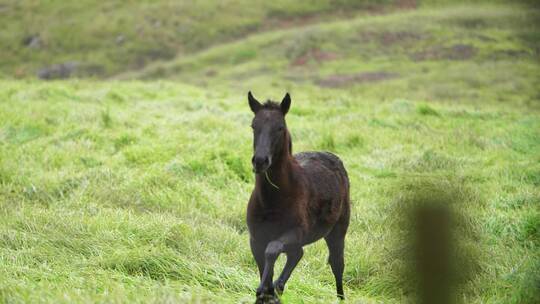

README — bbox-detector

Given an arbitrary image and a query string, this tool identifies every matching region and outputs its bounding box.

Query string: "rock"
[116,35,125,45]
[37,62,80,79]
[22,35,42,49]
[37,62,105,79]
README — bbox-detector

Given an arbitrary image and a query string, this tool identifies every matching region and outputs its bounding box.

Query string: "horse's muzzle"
[252,155,271,173]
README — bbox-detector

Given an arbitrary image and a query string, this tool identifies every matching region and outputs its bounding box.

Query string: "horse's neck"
[257,153,295,196]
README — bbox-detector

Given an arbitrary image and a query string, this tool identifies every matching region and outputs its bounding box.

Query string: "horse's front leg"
[256,229,303,298]
[273,247,303,294]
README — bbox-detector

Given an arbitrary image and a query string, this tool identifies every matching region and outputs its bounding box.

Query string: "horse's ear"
[281,93,291,115]
[248,91,261,114]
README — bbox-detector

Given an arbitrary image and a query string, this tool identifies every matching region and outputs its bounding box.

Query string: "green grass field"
[1,1,539,303]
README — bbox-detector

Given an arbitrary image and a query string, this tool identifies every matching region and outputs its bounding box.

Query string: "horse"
[245,91,351,303]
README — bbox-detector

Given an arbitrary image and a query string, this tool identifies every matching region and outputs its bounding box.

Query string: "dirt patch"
[205,69,218,77]
[445,17,487,29]
[488,49,531,60]
[360,30,425,46]
[411,44,476,61]
[380,31,423,45]
[316,71,399,88]
[291,48,339,66]
[263,1,417,31]
[396,0,417,10]
[265,12,353,30]
[474,34,496,42]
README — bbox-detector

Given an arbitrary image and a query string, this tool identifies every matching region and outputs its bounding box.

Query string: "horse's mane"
[261,100,281,111]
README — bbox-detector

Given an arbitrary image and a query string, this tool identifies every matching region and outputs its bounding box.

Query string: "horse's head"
[248,91,291,174]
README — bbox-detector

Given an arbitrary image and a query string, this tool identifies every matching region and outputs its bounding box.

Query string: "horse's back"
[294,152,350,224]
[294,151,349,188]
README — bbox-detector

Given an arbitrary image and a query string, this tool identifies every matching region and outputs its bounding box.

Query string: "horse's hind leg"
[325,214,349,300]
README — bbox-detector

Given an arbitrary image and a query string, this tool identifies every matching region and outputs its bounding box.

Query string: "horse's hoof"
[256,286,274,297]
[272,281,285,295]
[255,293,280,304]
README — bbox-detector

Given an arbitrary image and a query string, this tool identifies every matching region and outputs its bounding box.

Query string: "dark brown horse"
[246,91,351,303]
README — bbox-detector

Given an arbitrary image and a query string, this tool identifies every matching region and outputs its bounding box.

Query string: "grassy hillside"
[0,0,394,79]
[1,2,539,304]
[128,3,540,110]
